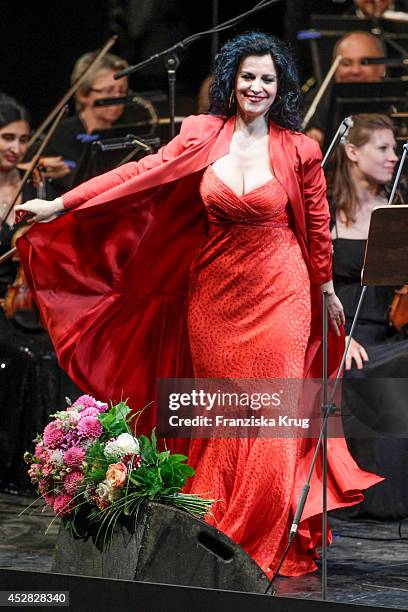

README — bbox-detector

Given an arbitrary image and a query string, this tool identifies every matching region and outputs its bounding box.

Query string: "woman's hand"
[15,197,64,224]
[320,280,345,336]
[18,156,71,180]
[345,336,369,370]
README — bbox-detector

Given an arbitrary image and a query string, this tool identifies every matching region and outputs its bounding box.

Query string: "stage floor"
[1,492,407,609]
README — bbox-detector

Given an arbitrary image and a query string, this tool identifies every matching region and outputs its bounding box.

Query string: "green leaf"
[167,454,188,464]
[175,464,195,478]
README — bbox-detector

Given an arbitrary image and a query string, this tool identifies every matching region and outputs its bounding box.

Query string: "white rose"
[104,433,139,458]
[96,480,121,502]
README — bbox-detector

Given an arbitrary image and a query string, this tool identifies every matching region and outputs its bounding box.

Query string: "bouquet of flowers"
[24,395,212,550]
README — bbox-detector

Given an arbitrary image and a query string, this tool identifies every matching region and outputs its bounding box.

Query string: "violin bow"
[27,34,118,149]
[0,104,69,265]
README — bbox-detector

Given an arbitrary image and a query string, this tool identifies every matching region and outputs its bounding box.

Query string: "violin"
[389,285,408,333]
[2,168,45,330]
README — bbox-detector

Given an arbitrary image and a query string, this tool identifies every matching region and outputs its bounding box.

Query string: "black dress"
[333,227,408,519]
[0,178,80,495]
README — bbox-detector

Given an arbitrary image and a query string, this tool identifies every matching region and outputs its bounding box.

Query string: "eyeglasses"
[89,86,129,97]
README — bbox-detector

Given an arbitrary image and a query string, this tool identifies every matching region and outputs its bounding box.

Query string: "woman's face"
[0,120,30,172]
[235,54,278,120]
[347,128,398,185]
[79,69,128,126]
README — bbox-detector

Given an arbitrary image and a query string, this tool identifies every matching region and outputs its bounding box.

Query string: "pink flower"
[96,401,108,413]
[43,493,56,509]
[37,480,48,497]
[64,447,86,467]
[79,407,100,418]
[68,411,80,426]
[64,470,83,495]
[53,494,75,517]
[34,443,44,458]
[77,416,103,439]
[72,395,98,410]
[42,463,53,477]
[43,421,64,449]
[28,464,40,482]
[106,462,127,488]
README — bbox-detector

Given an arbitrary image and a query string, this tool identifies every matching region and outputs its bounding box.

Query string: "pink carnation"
[34,443,44,458]
[77,416,103,439]
[72,395,98,410]
[64,446,86,467]
[28,464,40,482]
[80,407,100,418]
[96,401,108,413]
[43,421,64,449]
[64,470,83,495]
[53,493,75,517]
[42,463,53,477]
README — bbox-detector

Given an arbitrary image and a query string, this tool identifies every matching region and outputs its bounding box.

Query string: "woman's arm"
[15,117,192,220]
[62,129,186,210]
[16,114,224,222]
[302,141,333,285]
[303,139,345,335]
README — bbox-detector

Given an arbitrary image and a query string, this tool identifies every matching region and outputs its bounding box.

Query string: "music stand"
[72,132,160,187]
[362,205,408,286]
[325,80,408,147]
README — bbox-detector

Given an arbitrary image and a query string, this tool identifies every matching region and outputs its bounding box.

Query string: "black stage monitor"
[325,79,408,148]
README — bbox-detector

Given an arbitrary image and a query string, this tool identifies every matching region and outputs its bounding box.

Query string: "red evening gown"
[17,115,382,576]
[186,165,315,576]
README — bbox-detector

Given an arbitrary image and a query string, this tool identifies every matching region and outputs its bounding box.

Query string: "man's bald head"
[334,31,385,82]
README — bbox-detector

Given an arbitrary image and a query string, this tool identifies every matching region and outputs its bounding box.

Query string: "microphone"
[361,57,408,66]
[94,95,140,107]
[94,91,168,107]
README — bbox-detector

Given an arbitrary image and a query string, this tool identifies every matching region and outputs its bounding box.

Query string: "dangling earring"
[228,90,235,110]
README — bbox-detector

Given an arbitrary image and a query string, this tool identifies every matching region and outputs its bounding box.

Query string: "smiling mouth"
[245,95,267,102]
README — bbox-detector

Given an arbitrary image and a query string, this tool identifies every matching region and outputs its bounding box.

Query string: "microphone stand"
[113,0,280,139]
[264,117,356,597]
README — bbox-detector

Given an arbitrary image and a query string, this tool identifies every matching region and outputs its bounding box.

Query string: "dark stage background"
[1,0,358,128]
[1,1,281,125]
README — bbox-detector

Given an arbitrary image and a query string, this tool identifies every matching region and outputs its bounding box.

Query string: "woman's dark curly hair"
[208,31,302,132]
[0,93,31,129]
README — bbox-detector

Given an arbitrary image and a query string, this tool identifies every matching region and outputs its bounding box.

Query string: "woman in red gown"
[16,32,381,576]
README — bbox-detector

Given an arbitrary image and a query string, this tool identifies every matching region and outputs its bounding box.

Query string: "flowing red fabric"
[17,115,382,575]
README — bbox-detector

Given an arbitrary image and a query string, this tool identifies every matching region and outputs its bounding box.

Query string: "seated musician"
[352,0,408,20]
[44,51,129,190]
[326,113,408,519]
[304,31,385,146]
[0,93,79,494]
